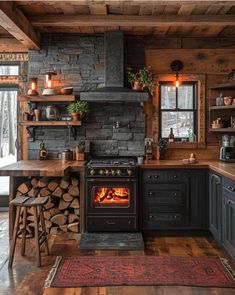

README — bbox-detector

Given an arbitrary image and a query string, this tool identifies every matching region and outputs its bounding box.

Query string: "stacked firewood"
[15,176,80,235]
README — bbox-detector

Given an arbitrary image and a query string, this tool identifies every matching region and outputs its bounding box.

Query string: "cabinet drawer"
[223,177,235,198]
[143,183,186,205]
[86,216,137,232]
[142,170,167,183]
[143,210,188,228]
[167,171,188,182]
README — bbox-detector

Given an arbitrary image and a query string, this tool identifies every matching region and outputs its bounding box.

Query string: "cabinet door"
[189,170,207,229]
[209,172,222,242]
[222,191,235,259]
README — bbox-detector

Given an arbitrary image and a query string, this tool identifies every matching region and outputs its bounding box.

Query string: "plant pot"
[71,113,80,121]
[132,81,144,91]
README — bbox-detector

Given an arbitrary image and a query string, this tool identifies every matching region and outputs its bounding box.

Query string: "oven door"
[86,178,137,215]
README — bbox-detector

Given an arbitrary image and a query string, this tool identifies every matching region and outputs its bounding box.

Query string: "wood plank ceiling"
[0,1,235,50]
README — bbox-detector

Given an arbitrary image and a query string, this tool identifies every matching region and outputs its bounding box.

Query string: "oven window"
[93,186,130,207]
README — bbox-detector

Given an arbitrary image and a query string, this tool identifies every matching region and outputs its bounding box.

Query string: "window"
[160,82,197,140]
[0,64,19,76]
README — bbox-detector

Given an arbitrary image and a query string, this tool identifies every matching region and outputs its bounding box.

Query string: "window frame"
[150,74,206,149]
[159,81,197,141]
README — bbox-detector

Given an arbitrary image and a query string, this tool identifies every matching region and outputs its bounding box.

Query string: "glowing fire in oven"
[94,187,130,205]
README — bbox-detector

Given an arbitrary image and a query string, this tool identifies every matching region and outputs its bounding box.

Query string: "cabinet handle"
[173,175,178,179]
[154,175,159,179]
[173,193,177,197]
[174,215,178,219]
[148,175,152,179]
[106,221,116,225]
[227,200,234,205]
[148,191,153,196]
[149,215,154,219]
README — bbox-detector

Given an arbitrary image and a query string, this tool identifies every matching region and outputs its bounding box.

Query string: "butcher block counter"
[0,160,86,237]
[0,160,86,177]
[139,160,235,181]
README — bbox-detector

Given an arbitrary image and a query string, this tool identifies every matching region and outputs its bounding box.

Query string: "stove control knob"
[111,169,116,176]
[105,169,110,176]
[127,169,133,176]
[90,169,95,176]
[116,169,121,176]
[99,169,104,175]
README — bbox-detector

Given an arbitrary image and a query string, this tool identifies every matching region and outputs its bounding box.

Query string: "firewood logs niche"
[15,176,80,236]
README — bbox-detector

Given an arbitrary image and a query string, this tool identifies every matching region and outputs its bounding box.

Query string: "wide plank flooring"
[0,212,234,295]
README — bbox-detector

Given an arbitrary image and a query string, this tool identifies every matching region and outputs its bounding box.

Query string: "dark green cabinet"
[141,169,207,231]
[209,172,222,243]
[222,178,235,259]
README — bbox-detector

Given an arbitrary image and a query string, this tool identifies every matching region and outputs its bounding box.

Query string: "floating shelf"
[209,128,235,133]
[17,95,76,102]
[19,121,81,126]
[209,105,235,110]
[210,82,235,90]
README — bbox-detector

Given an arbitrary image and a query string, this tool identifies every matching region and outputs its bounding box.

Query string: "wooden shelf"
[209,128,235,133]
[19,121,81,126]
[209,105,235,110]
[210,82,235,90]
[17,95,76,102]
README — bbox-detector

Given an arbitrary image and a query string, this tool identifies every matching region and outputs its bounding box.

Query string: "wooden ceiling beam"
[0,37,27,52]
[15,1,235,5]
[0,2,40,50]
[30,14,235,27]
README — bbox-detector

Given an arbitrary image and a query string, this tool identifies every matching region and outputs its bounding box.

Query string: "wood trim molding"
[0,38,27,53]
[0,2,40,50]
[152,74,206,149]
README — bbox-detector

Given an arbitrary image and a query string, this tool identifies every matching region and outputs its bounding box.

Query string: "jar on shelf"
[216,92,224,106]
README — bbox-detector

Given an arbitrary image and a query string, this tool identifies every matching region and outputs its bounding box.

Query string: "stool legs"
[21,207,27,256]
[39,206,49,255]
[33,205,41,267]
[9,206,21,268]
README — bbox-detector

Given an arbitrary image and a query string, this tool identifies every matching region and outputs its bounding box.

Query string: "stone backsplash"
[27,34,146,158]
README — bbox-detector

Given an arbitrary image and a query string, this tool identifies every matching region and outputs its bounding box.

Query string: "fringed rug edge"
[44,256,62,289]
[220,257,235,280]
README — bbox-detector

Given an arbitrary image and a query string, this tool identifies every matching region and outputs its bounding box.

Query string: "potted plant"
[67,101,89,121]
[126,67,155,95]
[157,138,167,160]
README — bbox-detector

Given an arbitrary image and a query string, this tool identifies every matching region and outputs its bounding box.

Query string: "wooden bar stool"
[9,196,49,267]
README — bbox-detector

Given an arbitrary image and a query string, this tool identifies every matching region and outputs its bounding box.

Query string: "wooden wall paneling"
[146,49,235,74]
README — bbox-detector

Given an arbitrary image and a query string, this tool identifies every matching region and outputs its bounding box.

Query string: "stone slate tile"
[112,132,133,141]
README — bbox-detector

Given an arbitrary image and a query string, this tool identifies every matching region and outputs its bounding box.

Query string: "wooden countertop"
[139,160,235,181]
[0,160,86,177]
[0,159,235,181]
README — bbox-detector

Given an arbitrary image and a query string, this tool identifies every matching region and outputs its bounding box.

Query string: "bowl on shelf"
[60,87,73,95]
[211,123,223,129]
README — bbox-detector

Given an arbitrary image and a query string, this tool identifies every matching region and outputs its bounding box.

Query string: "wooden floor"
[0,212,234,295]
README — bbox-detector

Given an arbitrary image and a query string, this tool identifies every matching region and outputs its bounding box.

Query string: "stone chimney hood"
[80,31,149,102]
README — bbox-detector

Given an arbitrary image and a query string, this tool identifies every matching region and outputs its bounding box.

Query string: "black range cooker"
[85,158,138,232]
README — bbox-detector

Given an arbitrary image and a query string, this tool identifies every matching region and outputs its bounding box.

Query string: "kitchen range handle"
[87,178,136,182]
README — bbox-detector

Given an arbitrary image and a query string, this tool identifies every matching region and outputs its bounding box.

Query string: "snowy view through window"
[160,83,196,139]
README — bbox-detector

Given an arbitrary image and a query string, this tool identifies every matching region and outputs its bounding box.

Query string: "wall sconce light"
[27,78,38,96]
[42,71,57,96]
[170,60,183,88]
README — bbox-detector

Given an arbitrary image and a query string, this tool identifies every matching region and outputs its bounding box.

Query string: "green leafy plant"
[126,67,154,95]
[67,101,89,118]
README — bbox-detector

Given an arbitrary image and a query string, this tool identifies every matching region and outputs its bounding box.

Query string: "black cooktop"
[87,158,136,167]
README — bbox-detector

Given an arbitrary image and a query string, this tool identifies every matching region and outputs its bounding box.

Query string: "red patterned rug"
[45,256,235,288]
